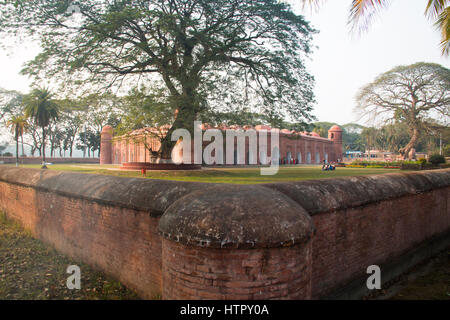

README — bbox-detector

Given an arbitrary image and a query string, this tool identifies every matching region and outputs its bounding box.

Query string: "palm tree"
[302,0,450,55]
[23,88,59,169]
[6,115,28,167]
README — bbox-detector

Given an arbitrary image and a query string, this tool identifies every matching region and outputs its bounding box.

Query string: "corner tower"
[328,125,343,162]
[100,125,113,165]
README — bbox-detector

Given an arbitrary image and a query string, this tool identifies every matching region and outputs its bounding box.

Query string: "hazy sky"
[0,0,448,127]
[298,0,449,125]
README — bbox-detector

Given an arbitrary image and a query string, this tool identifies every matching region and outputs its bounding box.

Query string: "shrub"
[2,152,13,157]
[428,154,446,165]
[351,160,417,168]
[401,163,421,170]
[444,145,450,157]
[418,158,427,165]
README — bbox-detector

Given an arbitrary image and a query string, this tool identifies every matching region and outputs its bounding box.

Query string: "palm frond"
[298,0,325,12]
[6,115,28,139]
[348,0,391,34]
[425,0,450,18]
[435,6,450,55]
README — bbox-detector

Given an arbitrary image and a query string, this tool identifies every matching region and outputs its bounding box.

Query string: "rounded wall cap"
[101,125,113,134]
[159,184,314,249]
[329,125,343,132]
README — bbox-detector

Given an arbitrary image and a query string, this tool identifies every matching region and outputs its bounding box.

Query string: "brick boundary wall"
[0,167,448,299]
[0,157,99,164]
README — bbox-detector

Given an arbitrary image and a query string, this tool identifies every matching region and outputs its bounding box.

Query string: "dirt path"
[0,213,140,300]
[365,247,450,300]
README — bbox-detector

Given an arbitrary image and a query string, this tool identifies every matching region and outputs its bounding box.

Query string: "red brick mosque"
[100,125,343,166]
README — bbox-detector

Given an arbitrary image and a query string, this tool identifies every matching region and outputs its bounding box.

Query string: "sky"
[0,0,449,129]
[295,0,449,125]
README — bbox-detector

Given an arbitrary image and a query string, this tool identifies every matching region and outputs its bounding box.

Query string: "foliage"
[23,88,60,164]
[201,109,266,128]
[312,121,335,137]
[23,88,59,130]
[115,86,174,137]
[0,88,22,122]
[6,115,28,141]
[350,160,419,167]
[6,114,28,163]
[0,0,317,157]
[429,153,446,164]
[356,62,450,159]
[0,212,140,300]
[76,129,101,158]
[444,144,450,156]
[342,124,366,152]
[0,88,121,158]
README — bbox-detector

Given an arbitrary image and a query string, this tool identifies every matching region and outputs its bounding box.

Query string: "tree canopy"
[0,0,317,157]
[355,62,450,159]
[23,88,60,165]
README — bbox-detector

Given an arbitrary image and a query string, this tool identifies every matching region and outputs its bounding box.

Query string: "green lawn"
[2,164,401,184]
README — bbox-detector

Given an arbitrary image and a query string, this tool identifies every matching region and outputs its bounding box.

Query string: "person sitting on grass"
[322,160,336,171]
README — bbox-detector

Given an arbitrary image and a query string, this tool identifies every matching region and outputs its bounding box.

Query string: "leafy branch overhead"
[0,1,317,144]
[301,0,450,55]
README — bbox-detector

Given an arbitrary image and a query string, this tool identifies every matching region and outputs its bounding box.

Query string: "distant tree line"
[311,121,449,157]
[0,88,122,164]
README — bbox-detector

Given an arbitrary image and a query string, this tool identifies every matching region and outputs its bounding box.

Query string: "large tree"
[0,0,316,158]
[6,114,28,166]
[0,88,23,122]
[355,62,450,159]
[23,88,60,168]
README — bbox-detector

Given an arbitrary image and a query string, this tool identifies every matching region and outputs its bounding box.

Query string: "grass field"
[1,164,401,184]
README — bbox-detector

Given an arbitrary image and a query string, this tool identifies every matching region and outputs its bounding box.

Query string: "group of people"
[322,160,336,171]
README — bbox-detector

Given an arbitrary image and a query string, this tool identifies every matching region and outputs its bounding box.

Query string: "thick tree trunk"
[159,97,197,160]
[156,72,200,160]
[21,135,24,157]
[15,134,19,167]
[400,127,420,160]
[42,127,46,166]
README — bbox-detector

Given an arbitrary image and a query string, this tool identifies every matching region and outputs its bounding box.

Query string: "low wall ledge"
[0,167,212,216]
[264,169,450,215]
[1,167,448,247]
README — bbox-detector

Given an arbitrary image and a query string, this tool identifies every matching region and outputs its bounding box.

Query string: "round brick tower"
[100,125,113,165]
[328,125,343,162]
